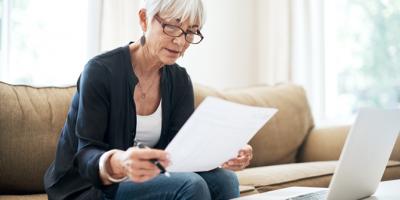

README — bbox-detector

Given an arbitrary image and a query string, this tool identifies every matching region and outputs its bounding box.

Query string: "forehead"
[158,14,200,28]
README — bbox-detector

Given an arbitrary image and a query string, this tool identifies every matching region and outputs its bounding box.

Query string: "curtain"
[291,0,325,119]
[256,0,292,85]
[255,0,325,119]
[99,0,142,52]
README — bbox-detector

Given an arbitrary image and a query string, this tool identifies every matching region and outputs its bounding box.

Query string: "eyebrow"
[162,16,199,29]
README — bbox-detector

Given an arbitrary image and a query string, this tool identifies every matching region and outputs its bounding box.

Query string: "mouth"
[165,48,181,55]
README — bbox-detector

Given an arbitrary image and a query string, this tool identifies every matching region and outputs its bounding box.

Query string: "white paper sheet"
[165,96,277,172]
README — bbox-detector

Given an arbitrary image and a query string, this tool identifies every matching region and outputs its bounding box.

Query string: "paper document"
[165,96,277,172]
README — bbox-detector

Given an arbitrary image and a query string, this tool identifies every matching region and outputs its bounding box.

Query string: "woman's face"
[145,14,199,65]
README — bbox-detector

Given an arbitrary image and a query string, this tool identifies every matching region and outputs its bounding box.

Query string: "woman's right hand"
[110,147,170,183]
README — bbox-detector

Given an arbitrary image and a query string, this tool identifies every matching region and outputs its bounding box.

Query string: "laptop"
[234,108,400,200]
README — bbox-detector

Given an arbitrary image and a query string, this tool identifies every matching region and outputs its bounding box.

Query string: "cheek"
[156,37,171,51]
[182,44,190,53]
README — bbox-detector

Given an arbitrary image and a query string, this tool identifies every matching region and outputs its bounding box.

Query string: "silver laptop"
[234,108,400,200]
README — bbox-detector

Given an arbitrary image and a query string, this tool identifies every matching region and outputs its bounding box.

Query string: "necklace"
[136,71,159,100]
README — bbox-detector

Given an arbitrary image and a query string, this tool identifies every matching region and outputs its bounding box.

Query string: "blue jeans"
[114,168,239,200]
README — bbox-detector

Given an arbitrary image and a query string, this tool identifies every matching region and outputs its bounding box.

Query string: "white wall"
[179,0,258,89]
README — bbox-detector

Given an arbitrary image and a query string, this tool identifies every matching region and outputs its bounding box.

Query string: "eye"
[187,28,199,34]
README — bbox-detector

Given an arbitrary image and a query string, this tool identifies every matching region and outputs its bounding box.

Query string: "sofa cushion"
[0,194,47,200]
[194,83,314,167]
[0,81,76,194]
[236,160,400,192]
[0,81,313,194]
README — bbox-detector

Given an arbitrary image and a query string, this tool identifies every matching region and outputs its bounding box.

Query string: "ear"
[138,9,148,32]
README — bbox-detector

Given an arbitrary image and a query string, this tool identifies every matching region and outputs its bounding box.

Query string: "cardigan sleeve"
[73,60,118,193]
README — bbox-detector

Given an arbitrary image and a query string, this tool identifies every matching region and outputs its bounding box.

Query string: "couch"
[1,81,399,199]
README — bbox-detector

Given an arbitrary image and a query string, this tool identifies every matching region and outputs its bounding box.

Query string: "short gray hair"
[143,0,205,28]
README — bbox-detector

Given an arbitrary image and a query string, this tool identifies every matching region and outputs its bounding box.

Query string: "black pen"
[135,141,171,177]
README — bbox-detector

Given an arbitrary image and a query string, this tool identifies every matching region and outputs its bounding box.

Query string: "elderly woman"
[44,0,253,199]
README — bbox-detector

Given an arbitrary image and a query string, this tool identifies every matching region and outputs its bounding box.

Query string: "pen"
[135,141,171,177]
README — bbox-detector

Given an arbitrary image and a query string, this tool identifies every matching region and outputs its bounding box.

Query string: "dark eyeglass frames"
[154,15,204,44]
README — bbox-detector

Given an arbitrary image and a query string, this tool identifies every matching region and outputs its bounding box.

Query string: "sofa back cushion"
[194,83,314,167]
[0,81,314,193]
[0,81,76,194]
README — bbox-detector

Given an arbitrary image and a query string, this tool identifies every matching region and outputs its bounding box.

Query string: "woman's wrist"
[108,150,126,178]
[99,149,128,184]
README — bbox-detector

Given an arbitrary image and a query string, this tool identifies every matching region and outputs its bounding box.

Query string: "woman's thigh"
[196,168,240,200]
[114,172,211,200]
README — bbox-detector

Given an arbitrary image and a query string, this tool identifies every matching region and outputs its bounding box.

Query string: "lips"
[165,48,180,54]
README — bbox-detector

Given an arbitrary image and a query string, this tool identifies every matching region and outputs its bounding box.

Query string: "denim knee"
[197,168,240,199]
[216,169,240,197]
[177,173,211,200]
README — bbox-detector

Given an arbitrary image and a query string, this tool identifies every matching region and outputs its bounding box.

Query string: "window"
[324,0,400,122]
[0,0,89,86]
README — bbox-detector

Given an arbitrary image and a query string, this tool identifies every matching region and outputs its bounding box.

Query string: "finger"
[126,149,169,165]
[239,148,252,156]
[238,150,253,161]
[227,153,246,163]
[158,159,170,168]
[224,160,250,171]
[127,166,160,178]
[223,164,244,171]
[124,162,160,181]
[228,162,246,167]
[126,148,169,161]
[228,158,252,169]
[124,160,158,171]
[228,157,248,165]
[136,149,169,160]
[227,160,246,167]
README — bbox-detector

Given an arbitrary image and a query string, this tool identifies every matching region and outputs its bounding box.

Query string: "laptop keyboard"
[287,190,328,200]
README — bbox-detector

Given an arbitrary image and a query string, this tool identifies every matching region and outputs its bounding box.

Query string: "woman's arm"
[102,147,170,184]
[73,60,114,189]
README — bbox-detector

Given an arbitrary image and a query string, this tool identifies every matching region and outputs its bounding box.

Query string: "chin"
[161,57,179,65]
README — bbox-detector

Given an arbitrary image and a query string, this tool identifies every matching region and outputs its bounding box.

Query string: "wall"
[100,0,290,90]
[180,0,258,89]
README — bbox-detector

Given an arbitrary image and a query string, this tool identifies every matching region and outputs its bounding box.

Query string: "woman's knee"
[177,173,211,200]
[198,168,240,199]
[114,173,211,200]
[217,168,240,192]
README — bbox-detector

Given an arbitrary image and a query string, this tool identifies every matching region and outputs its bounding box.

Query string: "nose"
[173,34,187,46]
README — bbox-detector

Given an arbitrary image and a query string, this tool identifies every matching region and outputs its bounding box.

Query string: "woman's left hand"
[222,144,253,171]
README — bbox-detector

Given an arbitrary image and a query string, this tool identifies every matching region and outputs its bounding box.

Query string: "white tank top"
[135,100,162,148]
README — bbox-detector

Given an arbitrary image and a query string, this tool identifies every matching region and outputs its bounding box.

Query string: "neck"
[130,42,163,78]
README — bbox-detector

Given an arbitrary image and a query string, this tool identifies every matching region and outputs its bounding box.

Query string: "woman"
[44,0,253,199]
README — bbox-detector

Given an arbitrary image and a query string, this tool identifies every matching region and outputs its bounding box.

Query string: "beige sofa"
[1,81,399,199]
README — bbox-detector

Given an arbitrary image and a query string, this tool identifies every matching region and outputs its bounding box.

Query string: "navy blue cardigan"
[44,44,195,199]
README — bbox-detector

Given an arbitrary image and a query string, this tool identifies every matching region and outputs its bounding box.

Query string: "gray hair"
[143,0,205,28]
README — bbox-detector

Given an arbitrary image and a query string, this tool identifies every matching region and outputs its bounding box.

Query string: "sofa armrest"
[297,126,351,162]
[298,125,400,162]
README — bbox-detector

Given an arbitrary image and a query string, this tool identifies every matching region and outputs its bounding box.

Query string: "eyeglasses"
[154,15,204,44]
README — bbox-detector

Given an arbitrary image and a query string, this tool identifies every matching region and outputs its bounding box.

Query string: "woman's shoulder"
[163,63,191,85]
[164,63,189,77]
[89,46,127,67]
[83,45,130,77]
